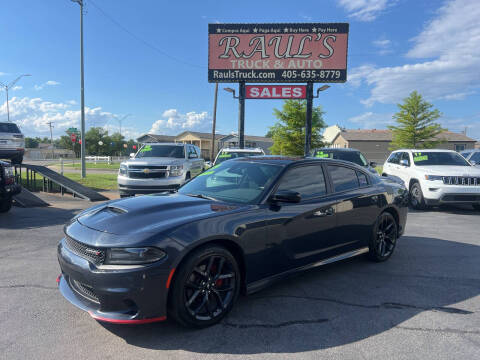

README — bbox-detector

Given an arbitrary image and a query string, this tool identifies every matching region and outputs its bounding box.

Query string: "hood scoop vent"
[105,205,128,214]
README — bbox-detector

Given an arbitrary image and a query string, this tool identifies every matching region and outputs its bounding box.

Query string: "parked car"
[460,149,480,166]
[0,122,25,164]
[382,149,480,210]
[311,148,378,174]
[58,156,408,327]
[0,160,21,212]
[117,143,205,197]
[213,147,265,166]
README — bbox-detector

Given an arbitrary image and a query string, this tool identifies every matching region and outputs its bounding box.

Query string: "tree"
[24,137,39,148]
[268,100,326,155]
[389,91,444,149]
[85,127,111,155]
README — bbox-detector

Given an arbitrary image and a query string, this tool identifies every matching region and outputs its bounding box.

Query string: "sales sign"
[208,23,349,83]
[246,85,306,99]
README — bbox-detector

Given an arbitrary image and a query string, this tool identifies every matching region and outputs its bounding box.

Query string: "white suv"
[118,143,204,197]
[213,147,265,166]
[0,122,25,164]
[382,149,480,210]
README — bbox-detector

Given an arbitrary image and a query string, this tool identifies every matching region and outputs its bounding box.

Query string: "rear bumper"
[57,238,172,323]
[0,149,24,158]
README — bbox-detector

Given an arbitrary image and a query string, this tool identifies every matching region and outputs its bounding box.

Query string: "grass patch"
[375,166,383,175]
[19,170,118,191]
[55,162,120,170]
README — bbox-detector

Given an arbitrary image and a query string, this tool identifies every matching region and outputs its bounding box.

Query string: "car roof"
[392,149,456,153]
[219,147,264,152]
[141,142,185,146]
[313,147,361,152]
[232,155,368,170]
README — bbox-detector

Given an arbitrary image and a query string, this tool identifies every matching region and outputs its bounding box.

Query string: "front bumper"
[57,238,172,323]
[117,174,184,194]
[421,180,480,204]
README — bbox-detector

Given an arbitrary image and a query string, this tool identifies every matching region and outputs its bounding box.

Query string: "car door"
[264,164,339,271]
[326,164,380,250]
[384,152,401,176]
[186,145,202,176]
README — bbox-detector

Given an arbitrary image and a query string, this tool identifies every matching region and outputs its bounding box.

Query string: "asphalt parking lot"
[1,197,479,360]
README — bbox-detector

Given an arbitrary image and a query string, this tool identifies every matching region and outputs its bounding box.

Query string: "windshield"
[179,160,282,204]
[313,149,368,166]
[0,123,21,133]
[135,144,185,158]
[469,152,480,163]
[412,152,471,166]
[215,150,264,164]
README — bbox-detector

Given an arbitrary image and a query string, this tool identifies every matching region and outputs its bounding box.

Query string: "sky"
[1,0,479,141]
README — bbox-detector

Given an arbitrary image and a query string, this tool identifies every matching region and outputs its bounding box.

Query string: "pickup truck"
[117,143,205,197]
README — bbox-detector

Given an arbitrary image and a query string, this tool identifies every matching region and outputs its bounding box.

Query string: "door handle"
[313,207,334,217]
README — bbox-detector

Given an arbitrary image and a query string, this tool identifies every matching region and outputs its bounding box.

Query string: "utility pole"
[47,121,55,159]
[238,82,245,149]
[71,0,86,178]
[210,83,218,162]
[304,84,330,156]
[0,74,31,122]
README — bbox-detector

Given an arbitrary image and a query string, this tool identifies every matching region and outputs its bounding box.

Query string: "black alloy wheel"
[368,212,397,262]
[410,182,427,210]
[169,245,240,328]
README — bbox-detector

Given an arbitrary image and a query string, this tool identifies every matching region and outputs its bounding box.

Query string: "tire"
[0,196,13,213]
[368,212,398,262]
[119,193,133,198]
[185,172,191,181]
[409,182,427,210]
[168,245,241,328]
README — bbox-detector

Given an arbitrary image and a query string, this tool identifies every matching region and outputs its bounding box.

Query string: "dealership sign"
[208,23,349,83]
[246,85,306,99]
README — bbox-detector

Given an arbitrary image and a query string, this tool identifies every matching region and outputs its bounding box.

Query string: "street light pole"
[71,0,86,178]
[304,84,330,156]
[118,114,131,137]
[0,74,31,122]
[238,82,245,149]
[210,83,218,162]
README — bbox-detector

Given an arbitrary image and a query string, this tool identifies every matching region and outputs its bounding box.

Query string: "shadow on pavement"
[100,235,480,354]
[0,206,82,229]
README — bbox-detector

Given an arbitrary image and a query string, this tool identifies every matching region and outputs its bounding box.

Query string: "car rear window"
[0,123,21,133]
[215,150,264,164]
[313,149,368,166]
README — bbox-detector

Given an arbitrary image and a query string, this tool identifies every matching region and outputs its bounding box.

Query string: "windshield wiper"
[184,193,218,201]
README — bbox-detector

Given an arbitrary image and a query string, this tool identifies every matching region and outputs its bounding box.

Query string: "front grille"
[442,194,480,202]
[69,277,100,303]
[128,165,167,170]
[64,236,105,265]
[128,171,166,179]
[442,176,480,186]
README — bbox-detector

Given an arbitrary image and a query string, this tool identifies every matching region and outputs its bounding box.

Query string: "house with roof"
[327,127,477,163]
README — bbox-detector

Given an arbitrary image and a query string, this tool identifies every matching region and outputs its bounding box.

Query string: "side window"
[387,152,400,164]
[187,145,197,158]
[195,146,201,157]
[400,152,410,166]
[357,171,369,187]
[328,165,359,192]
[276,165,327,200]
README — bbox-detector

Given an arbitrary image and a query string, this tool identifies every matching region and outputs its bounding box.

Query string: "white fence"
[85,156,112,164]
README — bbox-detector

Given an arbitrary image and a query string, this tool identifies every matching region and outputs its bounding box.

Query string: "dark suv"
[0,160,21,212]
[311,148,378,174]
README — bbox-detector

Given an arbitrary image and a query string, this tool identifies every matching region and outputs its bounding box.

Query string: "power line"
[88,0,203,69]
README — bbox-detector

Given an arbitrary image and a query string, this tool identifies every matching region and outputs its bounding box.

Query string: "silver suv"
[118,143,205,197]
[0,122,25,164]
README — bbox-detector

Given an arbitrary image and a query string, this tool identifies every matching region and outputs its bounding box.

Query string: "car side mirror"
[399,159,409,167]
[269,190,301,203]
[369,161,377,168]
[129,153,135,158]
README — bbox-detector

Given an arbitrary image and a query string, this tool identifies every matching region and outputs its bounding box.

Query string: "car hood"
[124,157,185,166]
[75,193,243,236]
[414,165,480,176]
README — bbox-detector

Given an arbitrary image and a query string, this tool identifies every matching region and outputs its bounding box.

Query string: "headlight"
[424,175,443,181]
[170,165,184,177]
[4,166,15,178]
[105,247,166,265]
[119,164,128,176]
